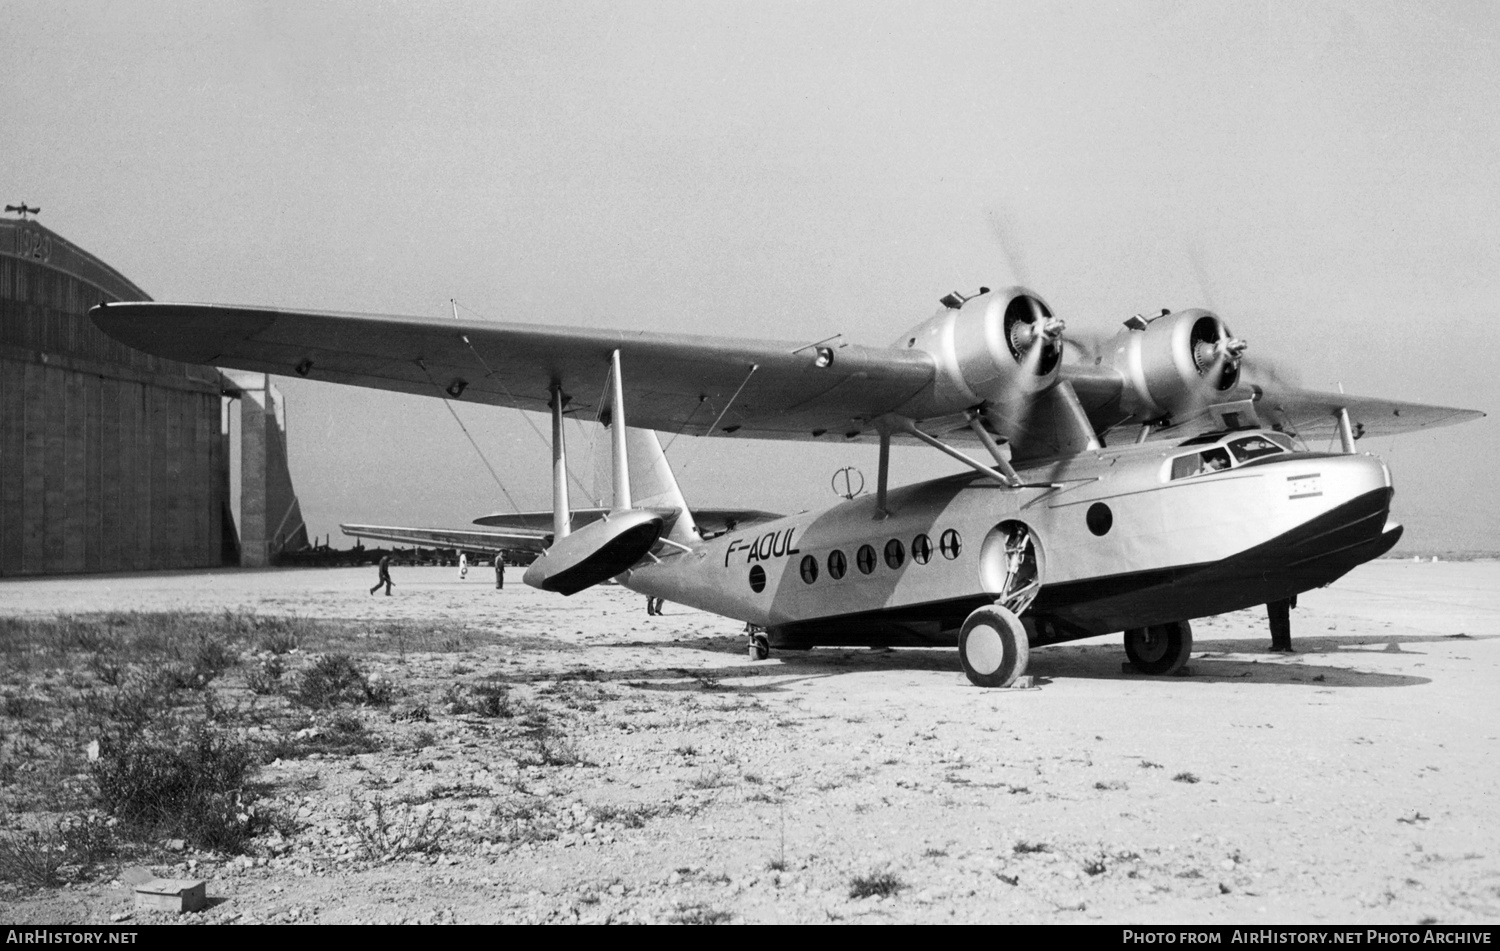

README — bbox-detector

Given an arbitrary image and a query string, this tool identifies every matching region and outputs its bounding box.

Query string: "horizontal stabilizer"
[341,524,547,554]
[474,506,780,536]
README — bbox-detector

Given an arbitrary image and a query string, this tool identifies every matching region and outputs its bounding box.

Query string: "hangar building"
[0,215,306,575]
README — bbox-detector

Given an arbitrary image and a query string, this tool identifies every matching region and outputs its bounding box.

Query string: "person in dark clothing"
[370,555,393,596]
[646,596,664,615]
[494,556,505,590]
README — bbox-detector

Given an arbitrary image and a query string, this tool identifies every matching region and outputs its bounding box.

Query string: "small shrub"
[91,723,262,853]
[1172,772,1200,784]
[444,681,513,718]
[56,814,117,866]
[527,726,585,767]
[189,634,238,683]
[257,622,299,655]
[264,713,383,759]
[3,693,37,719]
[669,903,732,925]
[1013,840,1050,854]
[470,681,512,718]
[87,653,124,687]
[849,869,903,899]
[348,798,447,860]
[246,656,286,695]
[0,829,67,888]
[589,803,666,829]
[294,654,391,709]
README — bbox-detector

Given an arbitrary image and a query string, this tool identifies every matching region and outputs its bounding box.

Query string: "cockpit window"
[1166,431,1299,481]
[1169,447,1233,480]
[1226,434,1287,463]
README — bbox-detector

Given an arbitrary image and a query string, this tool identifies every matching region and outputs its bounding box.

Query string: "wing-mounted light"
[1110,308,1248,425]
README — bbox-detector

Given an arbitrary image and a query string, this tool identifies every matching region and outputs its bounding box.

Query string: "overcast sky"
[6,0,1497,552]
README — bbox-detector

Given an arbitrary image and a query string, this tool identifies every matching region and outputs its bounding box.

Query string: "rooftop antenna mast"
[5,203,40,220]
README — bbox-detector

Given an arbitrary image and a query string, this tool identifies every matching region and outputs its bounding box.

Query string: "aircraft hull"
[622,442,1400,649]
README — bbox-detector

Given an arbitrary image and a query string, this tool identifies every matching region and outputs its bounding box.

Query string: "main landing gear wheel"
[748,632,770,661]
[958,604,1031,688]
[1123,620,1193,676]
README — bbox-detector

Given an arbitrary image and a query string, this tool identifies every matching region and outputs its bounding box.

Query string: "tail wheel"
[958,604,1031,688]
[1123,620,1193,675]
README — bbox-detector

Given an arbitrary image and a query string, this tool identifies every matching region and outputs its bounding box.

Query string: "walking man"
[370,555,394,596]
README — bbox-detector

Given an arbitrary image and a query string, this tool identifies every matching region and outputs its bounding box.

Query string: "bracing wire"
[451,299,592,502]
[416,359,522,514]
[706,364,759,435]
[662,395,708,456]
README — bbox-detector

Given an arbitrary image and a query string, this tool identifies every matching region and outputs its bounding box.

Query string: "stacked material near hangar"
[0,217,239,575]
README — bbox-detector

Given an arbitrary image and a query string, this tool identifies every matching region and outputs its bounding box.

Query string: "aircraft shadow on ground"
[1187,632,1493,654]
[573,633,1437,689]
[1032,647,1431,688]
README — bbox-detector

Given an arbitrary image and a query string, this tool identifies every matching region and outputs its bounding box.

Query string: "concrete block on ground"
[134,878,207,914]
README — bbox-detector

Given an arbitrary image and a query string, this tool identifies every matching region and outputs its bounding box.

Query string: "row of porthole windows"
[747,529,965,592]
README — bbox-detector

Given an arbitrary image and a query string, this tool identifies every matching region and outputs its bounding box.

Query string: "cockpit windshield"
[1170,447,1232,480]
[1226,434,1288,462]
[1166,431,1293,481]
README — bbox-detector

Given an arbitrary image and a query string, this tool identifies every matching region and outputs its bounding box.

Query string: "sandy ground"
[2,559,1498,925]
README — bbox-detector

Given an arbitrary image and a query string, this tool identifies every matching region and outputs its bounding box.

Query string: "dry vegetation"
[0,612,584,890]
[0,606,758,923]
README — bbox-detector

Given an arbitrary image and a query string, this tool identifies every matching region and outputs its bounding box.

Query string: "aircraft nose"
[1284,452,1391,507]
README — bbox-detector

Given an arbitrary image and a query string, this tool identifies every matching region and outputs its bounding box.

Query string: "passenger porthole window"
[884,538,905,569]
[856,544,877,575]
[1086,502,1113,536]
[800,554,819,584]
[827,549,847,580]
[748,564,766,593]
[940,529,962,559]
[911,534,932,565]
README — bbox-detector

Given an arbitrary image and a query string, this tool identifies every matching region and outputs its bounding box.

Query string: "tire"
[958,604,1031,688]
[1123,620,1193,675]
[748,633,770,662]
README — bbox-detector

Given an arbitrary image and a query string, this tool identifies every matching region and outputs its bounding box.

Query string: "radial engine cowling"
[902,287,1065,415]
[1109,309,1246,424]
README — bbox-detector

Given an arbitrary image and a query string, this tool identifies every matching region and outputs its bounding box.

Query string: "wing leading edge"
[91,302,936,443]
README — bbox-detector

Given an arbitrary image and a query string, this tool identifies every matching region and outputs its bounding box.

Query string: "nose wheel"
[958,604,1031,688]
[1123,620,1193,675]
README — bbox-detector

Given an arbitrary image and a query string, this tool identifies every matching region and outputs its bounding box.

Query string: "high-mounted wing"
[341,523,547,555]
[90,299,1483,459]
[1253,388,1485,443]
[91,302,936,442]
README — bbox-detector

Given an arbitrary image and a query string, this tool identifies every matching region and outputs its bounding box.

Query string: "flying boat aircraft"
[92,283,1482,687]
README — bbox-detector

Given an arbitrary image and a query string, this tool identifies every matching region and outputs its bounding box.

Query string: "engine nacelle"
[896,286,1064,416]
[1108,309,1245,423]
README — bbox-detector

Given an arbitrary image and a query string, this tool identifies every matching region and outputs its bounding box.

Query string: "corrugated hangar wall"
[0,218,233,575]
